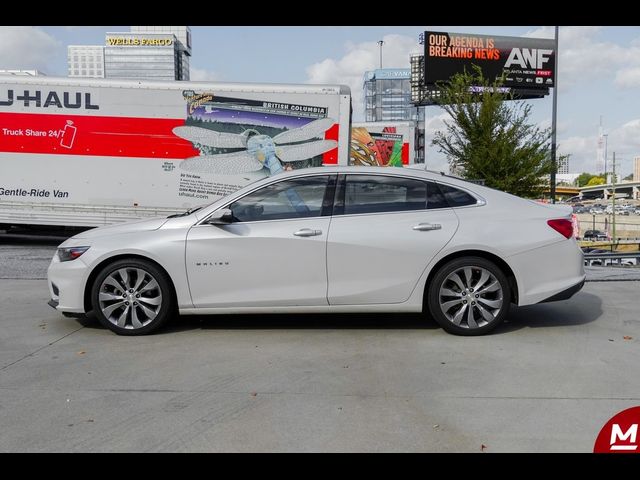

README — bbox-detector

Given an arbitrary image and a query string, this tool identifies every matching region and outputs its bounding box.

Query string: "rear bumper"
[538,278,585,303]
[508,239,586,306]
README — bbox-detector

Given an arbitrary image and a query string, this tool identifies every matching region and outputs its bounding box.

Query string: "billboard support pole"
[550,26,559,204]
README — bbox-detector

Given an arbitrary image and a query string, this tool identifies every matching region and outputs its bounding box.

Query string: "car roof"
[276,166,486,191]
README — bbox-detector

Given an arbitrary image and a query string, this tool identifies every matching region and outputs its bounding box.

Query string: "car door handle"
[293,228,323,237]
[413,223,442,231]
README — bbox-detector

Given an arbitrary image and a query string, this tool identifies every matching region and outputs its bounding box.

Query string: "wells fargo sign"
[106,37,173,47]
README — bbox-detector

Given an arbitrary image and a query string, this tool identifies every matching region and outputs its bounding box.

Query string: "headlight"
[57,246,90,262]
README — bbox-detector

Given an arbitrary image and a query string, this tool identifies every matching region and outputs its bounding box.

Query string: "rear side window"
[334,175,451,215]
[339,175,427,215]
[437,183,478,207]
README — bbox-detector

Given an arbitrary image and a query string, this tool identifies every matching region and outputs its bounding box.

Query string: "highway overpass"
[580,181,640,200]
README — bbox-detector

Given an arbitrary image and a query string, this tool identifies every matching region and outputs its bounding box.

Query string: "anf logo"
[504,48,553,69]
[594,406,640,453]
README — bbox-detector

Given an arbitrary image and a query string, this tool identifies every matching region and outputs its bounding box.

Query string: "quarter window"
[438,183,478,207]
[228,176,330,222]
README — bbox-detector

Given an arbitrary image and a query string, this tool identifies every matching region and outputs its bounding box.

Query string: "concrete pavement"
[0,277,638,452]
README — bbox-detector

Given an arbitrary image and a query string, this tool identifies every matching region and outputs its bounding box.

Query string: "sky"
[2,26,639,177]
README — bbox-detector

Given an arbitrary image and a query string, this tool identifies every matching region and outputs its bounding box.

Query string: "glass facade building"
[67,26,191,81]
[104,33,179,81]
[364,69,422,122]
[130,26,191,81]
[363,69,425,163]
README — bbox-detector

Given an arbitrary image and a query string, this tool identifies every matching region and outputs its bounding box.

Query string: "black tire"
[427,256,511,336]
[91,258,175,336]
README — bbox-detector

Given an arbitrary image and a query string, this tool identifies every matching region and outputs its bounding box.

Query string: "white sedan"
[47,167,585,336]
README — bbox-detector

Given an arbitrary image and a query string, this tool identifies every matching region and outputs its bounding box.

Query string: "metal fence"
[583,251,640,267]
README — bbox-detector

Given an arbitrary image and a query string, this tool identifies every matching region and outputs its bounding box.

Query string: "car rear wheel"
[427,256,511,336]
[91,258,175,336]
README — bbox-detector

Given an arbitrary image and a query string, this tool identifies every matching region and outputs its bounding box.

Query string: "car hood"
[72,217,169,240]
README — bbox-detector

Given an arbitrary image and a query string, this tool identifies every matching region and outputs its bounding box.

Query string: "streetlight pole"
[377,40,384,69]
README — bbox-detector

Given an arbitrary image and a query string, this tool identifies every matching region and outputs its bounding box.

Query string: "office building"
[557,154,570,174]
[67,26,191,81]
[363,68,425,163]
[364,69,422,122]
[131,26,191,80]
[634,156,640,182]
[68,46,105,78]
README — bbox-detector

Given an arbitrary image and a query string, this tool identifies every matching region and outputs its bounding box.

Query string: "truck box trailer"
[0,76,351,228]
[349,121,417,167]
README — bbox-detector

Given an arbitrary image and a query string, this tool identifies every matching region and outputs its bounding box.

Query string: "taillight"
[547,219,573,239]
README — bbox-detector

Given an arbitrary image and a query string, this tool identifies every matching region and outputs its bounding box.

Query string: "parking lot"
[0,235,639,452]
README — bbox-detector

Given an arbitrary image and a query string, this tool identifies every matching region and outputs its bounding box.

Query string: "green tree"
[432,66,553,198]
[586,176,605,186]
[576,172,596,187]
[623,173,633,181]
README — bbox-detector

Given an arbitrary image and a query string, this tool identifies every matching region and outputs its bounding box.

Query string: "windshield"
[165,176,268,218]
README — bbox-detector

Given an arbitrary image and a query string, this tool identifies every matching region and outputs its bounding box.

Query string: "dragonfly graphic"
[173,117,337,176]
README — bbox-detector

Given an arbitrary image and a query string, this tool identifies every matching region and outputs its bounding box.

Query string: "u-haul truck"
[0,76,351,228]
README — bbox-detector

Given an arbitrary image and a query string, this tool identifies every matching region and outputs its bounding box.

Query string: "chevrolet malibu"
[47,167,585,336]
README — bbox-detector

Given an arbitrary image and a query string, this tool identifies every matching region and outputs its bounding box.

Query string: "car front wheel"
[427,256,511,336]
[91,258,175,336]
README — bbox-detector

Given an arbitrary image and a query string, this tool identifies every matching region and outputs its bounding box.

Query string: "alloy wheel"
[98,267,163,330]
[438,266,504,329]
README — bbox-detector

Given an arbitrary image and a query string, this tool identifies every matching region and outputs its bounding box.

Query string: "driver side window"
[229,176,330,222]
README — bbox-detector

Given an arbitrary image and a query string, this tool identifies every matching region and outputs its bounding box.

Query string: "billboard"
[423,31,555,89]
[350,122,415,166]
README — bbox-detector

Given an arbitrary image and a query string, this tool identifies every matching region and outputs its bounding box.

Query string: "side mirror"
[206,208,233,225]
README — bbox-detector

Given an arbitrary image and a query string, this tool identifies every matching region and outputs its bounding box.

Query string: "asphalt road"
[0,243,59,280]
[0,235,639,452]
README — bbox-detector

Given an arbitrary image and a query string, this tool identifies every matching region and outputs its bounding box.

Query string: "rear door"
[326,174,459,305]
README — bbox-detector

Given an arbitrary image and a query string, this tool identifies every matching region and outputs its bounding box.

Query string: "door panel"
[327,174,458,305]
[186,218,330,307]
[186,174,334,308]
[327,211,457,304]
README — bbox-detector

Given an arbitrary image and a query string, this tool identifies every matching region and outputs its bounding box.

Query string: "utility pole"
[377,40,384,69]
[550,26,559,204]
[603,133,608,178]
[612,151,616,246]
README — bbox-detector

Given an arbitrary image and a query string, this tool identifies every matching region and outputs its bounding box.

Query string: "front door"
[186,174,334,308]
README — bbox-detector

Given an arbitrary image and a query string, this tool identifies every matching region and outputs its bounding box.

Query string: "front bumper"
[47,254,91,314]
